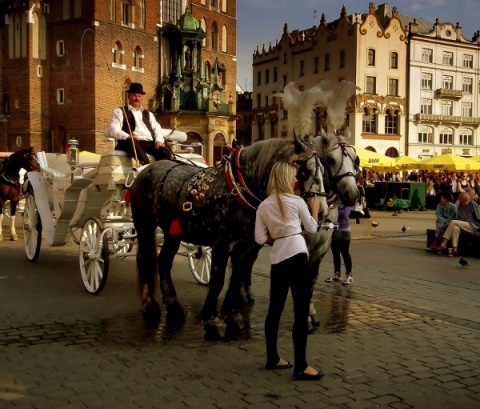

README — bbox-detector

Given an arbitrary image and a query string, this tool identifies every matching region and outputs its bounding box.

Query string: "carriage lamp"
[66,138,80,167]
[66,138,80,183]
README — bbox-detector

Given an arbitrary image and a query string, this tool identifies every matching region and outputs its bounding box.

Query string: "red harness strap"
[224,153,257,212]
[233,147,262,205]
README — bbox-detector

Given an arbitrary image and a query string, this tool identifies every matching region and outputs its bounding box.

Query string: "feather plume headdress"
[279,80,360,135]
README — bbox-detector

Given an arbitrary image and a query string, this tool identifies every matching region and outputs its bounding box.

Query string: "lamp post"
[66,138,79,183]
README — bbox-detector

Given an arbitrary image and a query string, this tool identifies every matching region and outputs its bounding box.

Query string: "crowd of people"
[362,169,480,202]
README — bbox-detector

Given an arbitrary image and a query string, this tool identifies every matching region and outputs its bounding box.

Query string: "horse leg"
[157,234,184,326]
[221,241,261,334]
[9,202,18,241]
[201,242,230,340]
[136,224,161,323]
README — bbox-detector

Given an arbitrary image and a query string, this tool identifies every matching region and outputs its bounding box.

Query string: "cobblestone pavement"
[0,210,479,409]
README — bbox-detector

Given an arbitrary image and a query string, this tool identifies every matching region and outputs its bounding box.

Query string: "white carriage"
[22,132,212,294]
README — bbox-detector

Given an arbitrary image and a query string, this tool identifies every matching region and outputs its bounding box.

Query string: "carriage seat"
[94,150,154,185]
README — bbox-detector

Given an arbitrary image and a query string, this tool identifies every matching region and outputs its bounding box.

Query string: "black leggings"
[265,253,312,374]
[331,239,352,275]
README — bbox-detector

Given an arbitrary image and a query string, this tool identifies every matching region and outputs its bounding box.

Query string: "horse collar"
[0,173,19,187]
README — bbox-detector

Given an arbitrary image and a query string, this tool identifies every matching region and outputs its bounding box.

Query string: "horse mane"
[242,139,296,177]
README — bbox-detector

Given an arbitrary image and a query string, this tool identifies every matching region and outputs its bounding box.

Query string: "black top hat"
[126,82,146,95]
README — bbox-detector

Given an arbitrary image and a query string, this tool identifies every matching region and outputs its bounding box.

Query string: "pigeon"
[372,221,379,227]
[402,226,406,232]
[459,257,470,267]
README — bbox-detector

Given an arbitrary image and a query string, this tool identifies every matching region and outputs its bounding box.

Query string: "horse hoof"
[10,236,18,241]
[0,236,3,242]
[226,312,246,335]
[143,303,161,325]
[203,317,226,341]
[309,314,321,327]
[166,302,185,327]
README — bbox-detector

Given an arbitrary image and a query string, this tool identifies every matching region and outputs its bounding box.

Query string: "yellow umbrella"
[418,154,480,172]
[352,146,396,169]
[471,155,480,162]
[394,155,419,170]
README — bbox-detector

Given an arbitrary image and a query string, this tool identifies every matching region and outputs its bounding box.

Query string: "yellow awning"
[417,154,480,172]
[352,146,396,169]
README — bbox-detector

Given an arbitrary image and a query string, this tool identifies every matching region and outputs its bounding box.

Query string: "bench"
[426,228,480,256]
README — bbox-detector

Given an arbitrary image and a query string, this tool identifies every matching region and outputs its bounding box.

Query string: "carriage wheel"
[79,218,109,295]
[23,194,42,262]
[186,245,212,285]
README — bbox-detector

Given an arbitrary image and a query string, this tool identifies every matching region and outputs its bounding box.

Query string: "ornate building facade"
[252,3,409,157]
[0,0,237,165]
[407,20,480,159]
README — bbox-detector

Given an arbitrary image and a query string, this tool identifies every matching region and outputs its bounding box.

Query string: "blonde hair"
[267,162,297,221]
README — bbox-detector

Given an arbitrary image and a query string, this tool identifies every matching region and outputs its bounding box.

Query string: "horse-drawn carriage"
[21,134,212,295]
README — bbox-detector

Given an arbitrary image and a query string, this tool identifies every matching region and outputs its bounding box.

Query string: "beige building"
[252,3,409,157]
[407,20,480,159]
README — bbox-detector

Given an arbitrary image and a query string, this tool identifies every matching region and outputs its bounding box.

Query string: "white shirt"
[108,104,165,143]
[255,193,318,265]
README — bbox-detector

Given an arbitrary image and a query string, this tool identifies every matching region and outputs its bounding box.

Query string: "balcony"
[435,88,463,99]
[414,114,480,125]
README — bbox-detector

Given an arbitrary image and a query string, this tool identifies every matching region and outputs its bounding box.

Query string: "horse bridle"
[325,141,359,186]
[295,153,327,198]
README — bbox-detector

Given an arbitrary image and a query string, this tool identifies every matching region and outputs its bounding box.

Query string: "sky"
[236,0,480,91]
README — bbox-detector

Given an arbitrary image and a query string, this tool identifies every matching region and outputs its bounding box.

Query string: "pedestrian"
[107,82,169,165]
[325,203,353,285]
[429,191,456,250]
[434,191,480,257]
[254,161,324,381]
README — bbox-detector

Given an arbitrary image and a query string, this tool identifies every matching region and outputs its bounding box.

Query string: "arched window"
[39,15,47,60]
[211,22,218,50]
[362,106,377,133]
[205,62,211,82]
[109,0,116,21]
[133,45,144,71]
[122,2,130,26]
[200,18,207,47]
[221,25,227,52]
[113,41,124,66]
[138,0,145,29]
[459,128,473,146]
[32,12,39,59]
[385,147,399,158]
[2,94,9,116]
[385,108,399,134]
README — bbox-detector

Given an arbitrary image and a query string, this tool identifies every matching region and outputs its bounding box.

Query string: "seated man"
[429,191,456,250]
[107,82,169,165]
[435,191,480,257]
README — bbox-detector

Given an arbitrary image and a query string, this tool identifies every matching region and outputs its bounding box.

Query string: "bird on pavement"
[459,257,470,267]
[372,221,379,227]
[402,226,406,232]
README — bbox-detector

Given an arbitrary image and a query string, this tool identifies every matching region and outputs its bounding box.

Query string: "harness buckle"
[183,201,193,212]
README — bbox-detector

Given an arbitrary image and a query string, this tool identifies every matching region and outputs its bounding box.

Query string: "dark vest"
[121,106,155,138]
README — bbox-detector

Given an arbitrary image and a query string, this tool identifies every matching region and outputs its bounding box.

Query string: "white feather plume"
[279,80,360,134]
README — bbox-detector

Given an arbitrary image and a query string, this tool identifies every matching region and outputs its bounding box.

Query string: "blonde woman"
[255,161,324,381]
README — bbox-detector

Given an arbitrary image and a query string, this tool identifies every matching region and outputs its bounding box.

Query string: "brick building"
[0,0,238,165]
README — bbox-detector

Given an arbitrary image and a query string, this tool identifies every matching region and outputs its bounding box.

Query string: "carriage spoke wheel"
[79,218,109,295]
[186,245,212,285]
[23,194,42,262]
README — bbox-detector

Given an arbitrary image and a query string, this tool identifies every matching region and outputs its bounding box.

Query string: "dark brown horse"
[0,147,41,241]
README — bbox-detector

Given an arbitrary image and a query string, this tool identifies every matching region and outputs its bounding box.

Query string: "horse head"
[314,128,359,206]
[19,147,41,172]
[293,134,329,219]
